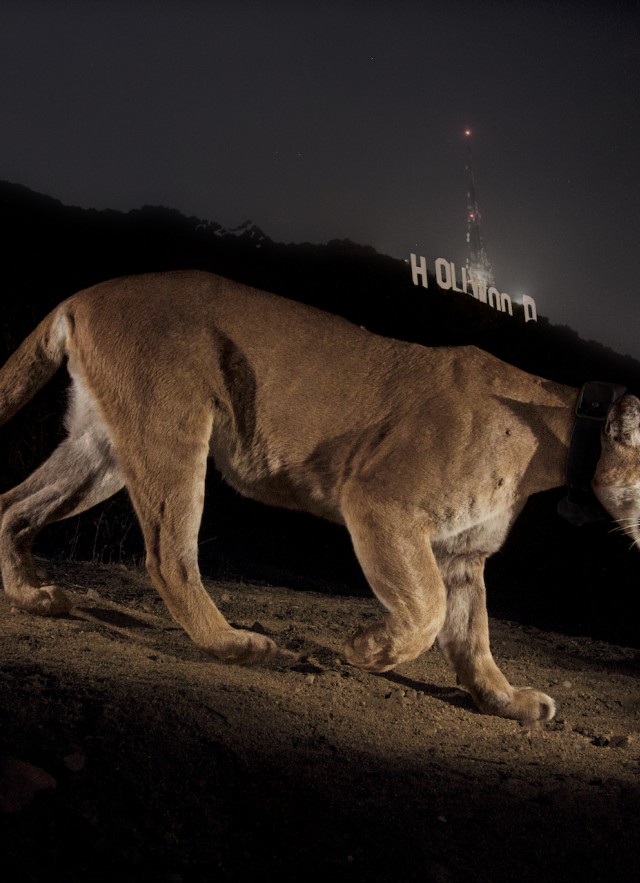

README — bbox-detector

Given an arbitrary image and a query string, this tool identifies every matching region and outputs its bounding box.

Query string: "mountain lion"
[1,271,638,722]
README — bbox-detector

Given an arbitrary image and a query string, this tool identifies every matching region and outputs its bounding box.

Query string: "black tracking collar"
[557,381,627,526]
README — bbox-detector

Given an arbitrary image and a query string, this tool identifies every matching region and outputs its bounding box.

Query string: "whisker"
[608,516,640,548]
[614,516,639,527]
[609,523,635,537]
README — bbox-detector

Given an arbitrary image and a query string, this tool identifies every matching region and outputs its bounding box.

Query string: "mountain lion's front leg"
[437,554,556,722]
[112,399,276,665]
[341,486,447,672]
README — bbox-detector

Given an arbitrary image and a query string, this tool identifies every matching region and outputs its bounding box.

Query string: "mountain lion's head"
[593,395,640,547]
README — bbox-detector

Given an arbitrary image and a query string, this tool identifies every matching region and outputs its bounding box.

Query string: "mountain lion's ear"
[605,395,640,447]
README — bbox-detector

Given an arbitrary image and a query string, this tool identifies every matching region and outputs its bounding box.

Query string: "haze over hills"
[1,179,640,646]
[2,178,639,384]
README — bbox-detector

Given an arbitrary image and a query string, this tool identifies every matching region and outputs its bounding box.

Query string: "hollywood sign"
[410,253,537,323]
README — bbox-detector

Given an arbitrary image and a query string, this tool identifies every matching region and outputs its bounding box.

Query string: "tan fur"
[1,271,638,721]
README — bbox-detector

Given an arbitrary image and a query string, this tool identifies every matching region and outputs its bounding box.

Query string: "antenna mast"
[464,129,495,289]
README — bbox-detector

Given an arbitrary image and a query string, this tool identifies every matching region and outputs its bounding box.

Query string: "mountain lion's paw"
[19,584,72,616]
[343,622,403,673]
[481,686,556,723]
[214,628,277,665]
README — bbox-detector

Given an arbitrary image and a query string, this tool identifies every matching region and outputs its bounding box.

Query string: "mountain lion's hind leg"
[0,435,124,614]
[437,554,556,722]
[341,487,447,672]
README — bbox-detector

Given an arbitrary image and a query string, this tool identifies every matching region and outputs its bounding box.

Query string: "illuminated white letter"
[522,295,537,322]
[410,253,428,288]
[435,258,452,289]
[450,263,465,293]
[472,281,487,304]
[500,292,513,316]
[488,287,501,310]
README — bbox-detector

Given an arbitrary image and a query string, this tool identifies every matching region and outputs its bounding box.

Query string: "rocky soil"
[1,558,639,882]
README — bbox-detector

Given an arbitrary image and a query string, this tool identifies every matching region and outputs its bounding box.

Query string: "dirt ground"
[1,558,639,883]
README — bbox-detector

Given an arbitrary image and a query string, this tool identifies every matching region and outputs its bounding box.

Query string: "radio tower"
[464,129,495,289]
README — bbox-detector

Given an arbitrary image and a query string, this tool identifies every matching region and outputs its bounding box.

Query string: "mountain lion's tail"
[0,307,68,427]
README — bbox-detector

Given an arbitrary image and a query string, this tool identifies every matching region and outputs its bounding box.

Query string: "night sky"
[1,0,639,358]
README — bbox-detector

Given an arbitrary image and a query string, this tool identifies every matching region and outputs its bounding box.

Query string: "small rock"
[0,758,57,813]
[561,681,572,689]
[63,752,86,773]
[573,725,591,737]
[221,593,231,603]
[304,674,316,685]
[86,588,101,601]
[610,734,633,749]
